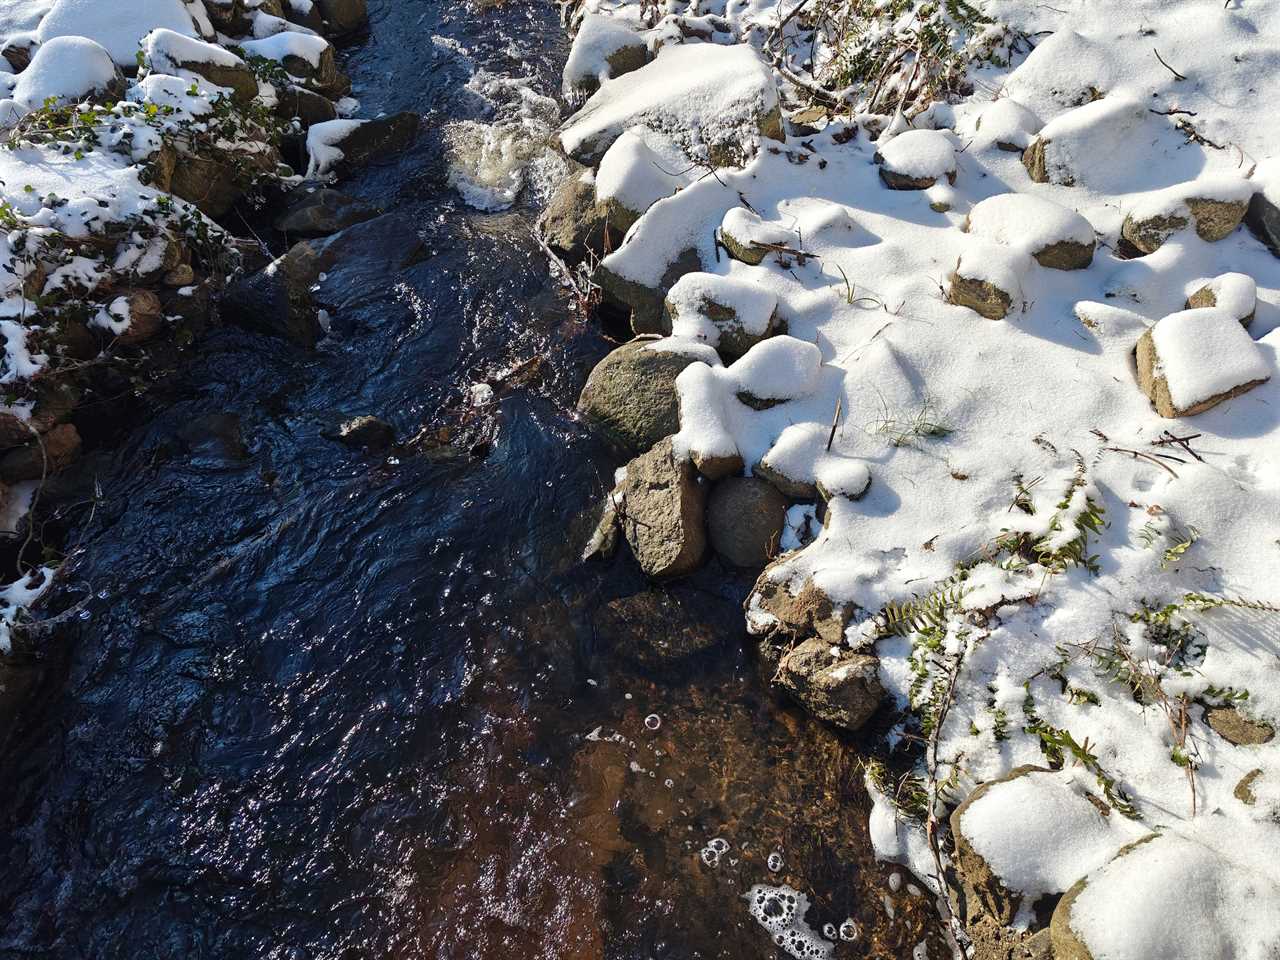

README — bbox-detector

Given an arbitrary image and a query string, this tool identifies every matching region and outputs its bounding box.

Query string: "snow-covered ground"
[560,1,1280,957]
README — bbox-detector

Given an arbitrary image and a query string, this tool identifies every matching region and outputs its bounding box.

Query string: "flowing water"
[0,3,944,958]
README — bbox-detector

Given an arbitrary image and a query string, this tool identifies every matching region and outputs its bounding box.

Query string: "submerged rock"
[577,338,709,454]
[618,437,707,579]
[707,477,787,568]
[334,415,396,452]
[274,188,379,237]
[314,0,369,38]
[593,587,740,667]
[774,639,882,733]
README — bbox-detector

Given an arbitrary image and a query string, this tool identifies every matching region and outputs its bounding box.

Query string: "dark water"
[0,4,943,958]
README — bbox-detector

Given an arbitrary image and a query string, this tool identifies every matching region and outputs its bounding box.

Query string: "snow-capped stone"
[665,272,779,360]
[1135,307,1271,417]
[876,129,957,189]
[965,193,1095,270]
[1121,177,1254,253]
[562,12,649,104]
[948,239,1030,319]
[1022,94,1147,187]
[558,41,783,166]
[38,0,197,65]
[8,36,118,114]
[719,207,796,265]
[973,98,1042,152]
[1186,273,1256,326]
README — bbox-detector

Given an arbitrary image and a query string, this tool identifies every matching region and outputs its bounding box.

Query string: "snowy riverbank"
[0,0,429,730]
[548,1,1280,957]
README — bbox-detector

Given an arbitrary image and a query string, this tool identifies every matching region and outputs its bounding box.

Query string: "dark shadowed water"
[0,3,943,958]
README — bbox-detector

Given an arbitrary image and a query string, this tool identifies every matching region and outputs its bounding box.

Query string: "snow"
[959,769,1147,898]
[558,41,779,164]
[37,0,197,65]
[242,30,330,68]
[572,0,1280,953]
[965,193,1093,258]
[562,12,644,101]
[8,35,115,114]
[595,127,693,216]
[1068,818,1280,960]
[1150,308,1271,410]
[876,129,956,181]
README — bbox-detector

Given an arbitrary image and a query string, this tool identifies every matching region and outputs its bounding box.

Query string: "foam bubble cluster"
[744,884,834,960]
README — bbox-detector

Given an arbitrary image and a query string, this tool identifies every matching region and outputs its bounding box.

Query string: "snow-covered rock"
[972,98,1042,153]
[38,0,197,65]
[1186,273,1256,326]
[877,128,957,190]
[558,41,783,166]
[965,193,1095,270]
[1050,820,1280,960]
[665,272,778,360]
[1120,177,1254,253]
[719,207,796,265]
[595,127,694,233]
[1135,307,1271,417]
[948,239,1030,319]
[562,12,649,104]
[1022,94,1147,187]
[7,35,118,116]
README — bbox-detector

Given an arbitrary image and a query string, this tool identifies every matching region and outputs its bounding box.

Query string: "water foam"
[745,884,834,960]
[444,67,569,212]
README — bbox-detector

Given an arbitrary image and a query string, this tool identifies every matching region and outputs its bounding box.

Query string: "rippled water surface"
[0,4,943,958]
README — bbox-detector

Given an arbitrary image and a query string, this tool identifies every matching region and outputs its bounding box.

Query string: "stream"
[0,3,942,958]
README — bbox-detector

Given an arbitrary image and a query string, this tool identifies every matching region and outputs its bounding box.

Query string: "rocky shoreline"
[0,0,425,745]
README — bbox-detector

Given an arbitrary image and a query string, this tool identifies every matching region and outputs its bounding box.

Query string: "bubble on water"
[822,923,837,939]
[888,871,902,892]
[700,846,722,868]
[744,884,834,960]
[709,837,729,854]
[664,778,674,788]
[767,851,784,872]
[838,920,859,942]
[644,713,661,730]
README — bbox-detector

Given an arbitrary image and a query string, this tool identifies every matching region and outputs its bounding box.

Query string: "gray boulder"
[576,338,706,454]
[536,168,611,265]
[707,477,786,568]
[315,0,368,38]
[618,437,707,579]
